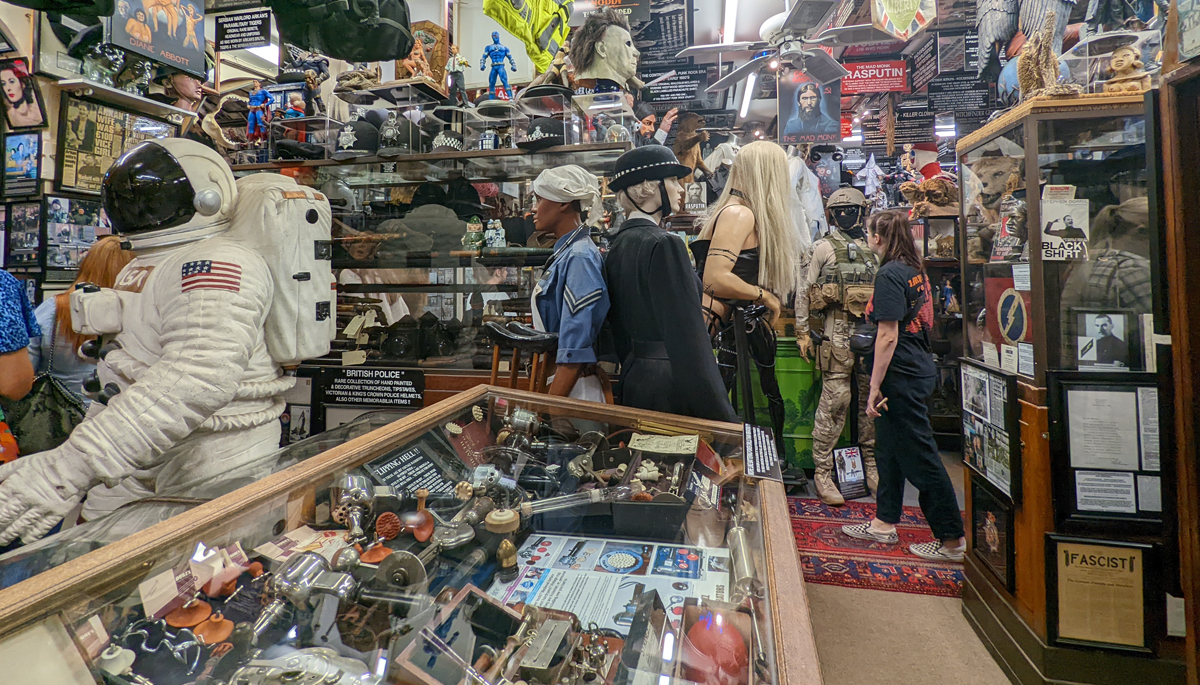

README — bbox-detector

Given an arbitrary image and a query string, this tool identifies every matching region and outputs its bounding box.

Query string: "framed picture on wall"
[1072,308,1139,371]
[44,195,110,274]
[6,201,42,268]
[1046,535,1159,653]
[3,131,41,198]
[971,476,1015,592]
[56,93,176,195]
[0,57,47,130]
[960,358,1022,503]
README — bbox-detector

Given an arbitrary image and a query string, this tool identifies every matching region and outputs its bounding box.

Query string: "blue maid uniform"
[532,224,610,401]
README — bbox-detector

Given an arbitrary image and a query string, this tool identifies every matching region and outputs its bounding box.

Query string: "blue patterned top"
[0,270,40,354]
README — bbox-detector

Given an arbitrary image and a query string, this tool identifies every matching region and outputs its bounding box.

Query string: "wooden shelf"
[232,141,630,172]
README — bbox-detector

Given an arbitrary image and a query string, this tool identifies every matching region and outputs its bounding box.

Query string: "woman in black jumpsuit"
[603,146,739,423]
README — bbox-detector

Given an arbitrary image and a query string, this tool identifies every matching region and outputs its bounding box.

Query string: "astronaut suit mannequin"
[480,31,517,98]
[795,187,878,506]
[0,139,333,544]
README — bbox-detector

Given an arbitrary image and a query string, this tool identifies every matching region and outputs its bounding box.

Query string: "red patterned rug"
[788,497,965,598]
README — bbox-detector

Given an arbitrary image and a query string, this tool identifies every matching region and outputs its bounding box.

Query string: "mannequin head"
[169,72,203,104]
[573,8,640,89]
[617,177,683,218]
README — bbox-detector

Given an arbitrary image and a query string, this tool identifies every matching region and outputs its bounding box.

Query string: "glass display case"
[957,93,1156,382]
[0,386,818,685]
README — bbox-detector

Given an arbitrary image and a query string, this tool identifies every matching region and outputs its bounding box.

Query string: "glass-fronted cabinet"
[958,94,1157,382]
[0,387,817,685]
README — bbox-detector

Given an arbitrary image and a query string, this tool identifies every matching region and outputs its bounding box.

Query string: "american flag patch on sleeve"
[181,260,242,293]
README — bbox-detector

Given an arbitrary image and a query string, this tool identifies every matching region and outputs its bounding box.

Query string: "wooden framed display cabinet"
[0,386,822,685]
[956,93,1185,685]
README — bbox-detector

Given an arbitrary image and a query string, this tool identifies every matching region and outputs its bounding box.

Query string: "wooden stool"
[484,321,558,393]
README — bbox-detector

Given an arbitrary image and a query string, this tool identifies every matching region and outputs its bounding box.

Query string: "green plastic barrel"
[776,337,820,469]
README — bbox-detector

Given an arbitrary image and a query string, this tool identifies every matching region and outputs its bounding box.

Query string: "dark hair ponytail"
[869,209,923,272]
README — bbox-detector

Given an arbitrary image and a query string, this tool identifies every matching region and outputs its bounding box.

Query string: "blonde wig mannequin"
[701,140,800,299]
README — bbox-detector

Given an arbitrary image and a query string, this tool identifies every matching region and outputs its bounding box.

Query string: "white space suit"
[0,139,332,543]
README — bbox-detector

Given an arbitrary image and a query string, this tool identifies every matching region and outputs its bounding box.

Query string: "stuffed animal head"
[899,181,923,204]
[970,156,1021,208]
[677,112,708,142]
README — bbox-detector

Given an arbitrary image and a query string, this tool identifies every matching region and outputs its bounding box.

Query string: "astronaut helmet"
[825,186,870,233]
[102,138,238,250]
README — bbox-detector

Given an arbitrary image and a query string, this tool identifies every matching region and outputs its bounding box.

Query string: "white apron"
[531,282,606,403]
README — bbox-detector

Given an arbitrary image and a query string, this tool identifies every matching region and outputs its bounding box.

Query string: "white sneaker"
[909,541,965,562]
[841,522,899,544]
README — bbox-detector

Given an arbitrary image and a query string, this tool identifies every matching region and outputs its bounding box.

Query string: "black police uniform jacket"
[603,217,739,422]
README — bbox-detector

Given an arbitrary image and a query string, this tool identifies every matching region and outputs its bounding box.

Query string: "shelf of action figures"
[57,79,200,123]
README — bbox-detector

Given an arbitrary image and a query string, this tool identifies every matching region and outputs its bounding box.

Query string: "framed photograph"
[1073,308,1138,371]
[0,58,47,130]
[44,195,110,273]
[778,71,841,145]
[56,93,176,195]
[961,358,1022,504]
[1046,535,1159,653]
[971,476,1015,592]
[1047,372,1168,535]
[5,201,42,267]
[683,182,706,212]
[34,13,84,80]
[3,131,41,198]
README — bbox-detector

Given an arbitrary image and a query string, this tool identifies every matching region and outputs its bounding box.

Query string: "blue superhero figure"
[480,31,517,98]
[246,80,274,142]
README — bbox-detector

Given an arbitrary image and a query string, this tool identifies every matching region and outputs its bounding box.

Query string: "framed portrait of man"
[778,71,841,145]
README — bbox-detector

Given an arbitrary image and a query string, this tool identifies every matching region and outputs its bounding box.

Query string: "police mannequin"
[796,187,878,505]
[0,139,332,543]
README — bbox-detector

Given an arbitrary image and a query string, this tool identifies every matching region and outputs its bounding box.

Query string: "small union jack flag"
[181,260,242,293]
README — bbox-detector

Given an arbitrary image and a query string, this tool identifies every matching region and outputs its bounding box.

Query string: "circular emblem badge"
[998,288,1028,344]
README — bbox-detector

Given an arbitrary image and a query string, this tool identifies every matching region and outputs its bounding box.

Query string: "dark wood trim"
[1161,70,1200,685]
[1014,398,1052,637]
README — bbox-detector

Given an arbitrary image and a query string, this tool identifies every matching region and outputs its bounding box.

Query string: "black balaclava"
[831,205,865,239]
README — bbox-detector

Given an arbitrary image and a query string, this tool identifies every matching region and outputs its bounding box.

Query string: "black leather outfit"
[603,217,739,423]
[691,205,786,454]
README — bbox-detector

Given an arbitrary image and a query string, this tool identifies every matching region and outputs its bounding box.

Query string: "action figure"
[284,92,306,118]
[446,43,470,106]
[247,80,274,142]
[401,40,434,80]
[480,31,517,98]
[795,187,878,505]
[0,139,333,543]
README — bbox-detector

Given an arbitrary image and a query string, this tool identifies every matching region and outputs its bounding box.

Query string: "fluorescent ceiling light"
[723,0,739,44]
[247,44,279,65]
[740,72,756,118]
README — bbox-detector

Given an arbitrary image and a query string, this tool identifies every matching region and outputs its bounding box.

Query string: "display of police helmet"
[825,186,869,231]
[102,138,237,244]
[609,145,692,192]
[266,0,415,63]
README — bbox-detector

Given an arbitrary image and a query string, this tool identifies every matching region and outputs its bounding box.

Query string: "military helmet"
[826,186,869,210]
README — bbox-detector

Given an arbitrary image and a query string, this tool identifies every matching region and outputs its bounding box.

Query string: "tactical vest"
[809,230,879,319]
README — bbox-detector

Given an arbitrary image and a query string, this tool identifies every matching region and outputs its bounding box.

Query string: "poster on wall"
[108,0,207,78]
[779,71,841,145]
[840,60,909,94]
[3,131,41,198]
[1041,198,1090,261]
[57,95,177,195]
[631,0,692,66]
[45,196,110,271]
[0,58,47,130]
[1048,535,1154,652]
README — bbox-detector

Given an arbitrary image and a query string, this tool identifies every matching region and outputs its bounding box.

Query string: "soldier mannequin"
[795,187,878,505]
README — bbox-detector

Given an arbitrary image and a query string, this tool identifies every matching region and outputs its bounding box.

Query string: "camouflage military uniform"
[796,229,878,505]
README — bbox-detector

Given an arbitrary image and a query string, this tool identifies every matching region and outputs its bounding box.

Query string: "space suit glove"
[0,442,93,544]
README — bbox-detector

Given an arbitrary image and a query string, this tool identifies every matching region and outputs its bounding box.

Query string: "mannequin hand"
[796,333,813,359]
[0,446,91,544]
[866,386,888,418]
[761,290,781,324]
[660,108,679,133]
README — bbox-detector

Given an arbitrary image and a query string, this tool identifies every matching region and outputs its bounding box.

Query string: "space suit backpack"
[229,174,335,365]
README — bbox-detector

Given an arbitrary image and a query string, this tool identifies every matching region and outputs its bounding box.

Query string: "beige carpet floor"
[807,583,1011,685]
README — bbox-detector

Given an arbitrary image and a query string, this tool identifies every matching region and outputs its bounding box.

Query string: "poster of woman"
[109,0,207,78]
[0,58,46,130]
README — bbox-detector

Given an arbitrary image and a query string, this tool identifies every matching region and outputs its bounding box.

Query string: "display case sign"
[1047,535,1157,653]
[56,95,177,195]
[840,60,909,94]
[927,74,991,111]
[909,37,937,92]
[364,440,457,494]
[214,9,271,51]
[961,358,1022,503]
[318,367,424,408]
[638,65,729,111]
[630,0,692,66]
[743,424,783,481]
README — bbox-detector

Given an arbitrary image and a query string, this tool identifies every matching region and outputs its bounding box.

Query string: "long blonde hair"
[54,236,136,349]
[701,140,799,299]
